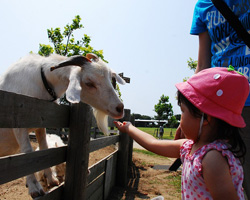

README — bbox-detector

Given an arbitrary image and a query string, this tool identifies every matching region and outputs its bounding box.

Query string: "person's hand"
[175,125,185,140]
[114,121,131,133]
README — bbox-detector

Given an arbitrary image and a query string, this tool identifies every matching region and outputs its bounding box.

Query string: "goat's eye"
[85,82,96,88]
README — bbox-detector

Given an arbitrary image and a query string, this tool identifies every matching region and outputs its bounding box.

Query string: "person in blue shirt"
[190,0,250,198]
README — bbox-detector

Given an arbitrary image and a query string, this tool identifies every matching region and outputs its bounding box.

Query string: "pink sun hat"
[175,67,250,128]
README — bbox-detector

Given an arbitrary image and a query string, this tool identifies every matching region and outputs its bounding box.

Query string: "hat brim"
[176,81,246,128]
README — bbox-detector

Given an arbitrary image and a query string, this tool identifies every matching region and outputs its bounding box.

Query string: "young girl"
[114,67,249,200]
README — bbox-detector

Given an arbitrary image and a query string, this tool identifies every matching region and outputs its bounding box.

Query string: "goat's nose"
[116,103,124,114]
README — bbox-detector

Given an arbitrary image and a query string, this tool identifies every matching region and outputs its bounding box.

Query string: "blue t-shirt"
[190,0,250,106]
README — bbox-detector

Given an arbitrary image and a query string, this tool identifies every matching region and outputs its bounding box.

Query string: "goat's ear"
[65,73,82,103]
[51,55,91,71]
[86,53,99,62]
[113,72,126,85]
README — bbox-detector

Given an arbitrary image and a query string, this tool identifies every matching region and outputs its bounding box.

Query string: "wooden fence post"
[116,109,131,187]
[63,103,92,200]
[128,115,135,166]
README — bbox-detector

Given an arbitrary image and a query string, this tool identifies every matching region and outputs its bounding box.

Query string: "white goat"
[0,53,125,198]
[35,134,66,191]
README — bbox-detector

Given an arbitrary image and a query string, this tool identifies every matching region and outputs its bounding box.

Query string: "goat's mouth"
[107,110,124,119]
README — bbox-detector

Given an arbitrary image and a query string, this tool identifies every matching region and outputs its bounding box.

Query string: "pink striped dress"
[180,140,245,200]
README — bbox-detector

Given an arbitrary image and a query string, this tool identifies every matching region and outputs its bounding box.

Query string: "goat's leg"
[35,128,60,187]
[13,128,45,198]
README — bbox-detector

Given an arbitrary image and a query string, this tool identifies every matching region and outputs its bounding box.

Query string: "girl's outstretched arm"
[114,121,186,158]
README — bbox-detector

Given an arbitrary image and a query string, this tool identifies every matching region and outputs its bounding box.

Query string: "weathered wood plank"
[104,152,117,200]
[0,90,70,128]
[89,135,119,153]
[88,158,106,184]
[86,173,105,200]
[87,150,118,184]
[63,103,92,200]
[116,109,131,187]
[36,184,64,200]
[0,146,66,184]
[87,184,104,200]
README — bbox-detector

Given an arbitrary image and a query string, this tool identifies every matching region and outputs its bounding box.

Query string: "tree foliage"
[154,94,173,121]
[183,57,198,82]
[132,113,152,120]
[168,115,179,128]
[38,15,106,61]
[187,57,197,71]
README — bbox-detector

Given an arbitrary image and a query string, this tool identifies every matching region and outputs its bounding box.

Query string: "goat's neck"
[43,67,70,100]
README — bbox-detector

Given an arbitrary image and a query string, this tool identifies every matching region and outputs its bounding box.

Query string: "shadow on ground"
[108,162,150,200]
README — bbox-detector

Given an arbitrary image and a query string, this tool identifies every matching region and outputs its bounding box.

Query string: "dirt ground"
[0,142,181,200]
[108,151,181,200]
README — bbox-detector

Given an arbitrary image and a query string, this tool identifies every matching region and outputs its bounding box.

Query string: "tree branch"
[64,29,73,56]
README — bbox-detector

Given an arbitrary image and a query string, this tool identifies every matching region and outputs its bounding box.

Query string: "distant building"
[134,119,168,127]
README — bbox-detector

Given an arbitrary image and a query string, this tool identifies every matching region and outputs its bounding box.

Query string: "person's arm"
[202,150,239,200]
[114,121,186,158]
[195,31,212,73]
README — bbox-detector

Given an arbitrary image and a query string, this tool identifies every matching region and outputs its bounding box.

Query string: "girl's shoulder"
[197,140,234,160]
[202,140,228,151]
[201,140,242,168]
[193,140,242,171]
[181,140,243,175]
[180,140,238,164]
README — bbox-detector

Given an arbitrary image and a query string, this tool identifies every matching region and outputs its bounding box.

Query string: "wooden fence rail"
[0,90,132,200]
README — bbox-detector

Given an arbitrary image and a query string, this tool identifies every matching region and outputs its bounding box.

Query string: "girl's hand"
[114,121,131,133]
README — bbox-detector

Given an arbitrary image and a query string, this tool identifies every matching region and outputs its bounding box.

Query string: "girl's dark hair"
[177,90,246,161]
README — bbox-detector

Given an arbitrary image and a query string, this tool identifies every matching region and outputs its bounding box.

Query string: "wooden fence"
[0,90,133,200]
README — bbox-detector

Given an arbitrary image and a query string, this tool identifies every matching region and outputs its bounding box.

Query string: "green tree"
[38,15,105,60]
[183,57,198,82]
[168,115,178,136]
[132,113,152,120]
[132,113,142,119]
[187,57,197,71]
[38,15,122,103]
[175,114,181,121]
[154,94,173,121]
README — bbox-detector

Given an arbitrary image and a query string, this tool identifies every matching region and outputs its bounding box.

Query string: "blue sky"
[0,0,198,117]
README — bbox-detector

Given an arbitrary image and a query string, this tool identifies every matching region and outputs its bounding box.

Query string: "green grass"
[165,172,182,192]
[133,148,170,159]
[93,127,177,140]
[137,127,177,140]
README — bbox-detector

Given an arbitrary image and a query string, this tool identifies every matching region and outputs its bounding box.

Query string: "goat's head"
[51,53,125,134]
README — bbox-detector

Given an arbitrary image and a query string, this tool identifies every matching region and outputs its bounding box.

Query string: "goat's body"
[0,53,125,198]
[0,55,70,197]
[0,128,41,157]
[0,54,68,100]
[0,129,19,156]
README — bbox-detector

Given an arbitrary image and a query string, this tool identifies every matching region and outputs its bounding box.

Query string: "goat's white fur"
[93,108,109,135]
[0,53,125,198]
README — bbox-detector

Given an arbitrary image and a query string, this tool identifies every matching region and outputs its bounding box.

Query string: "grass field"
[138,127,177,140]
